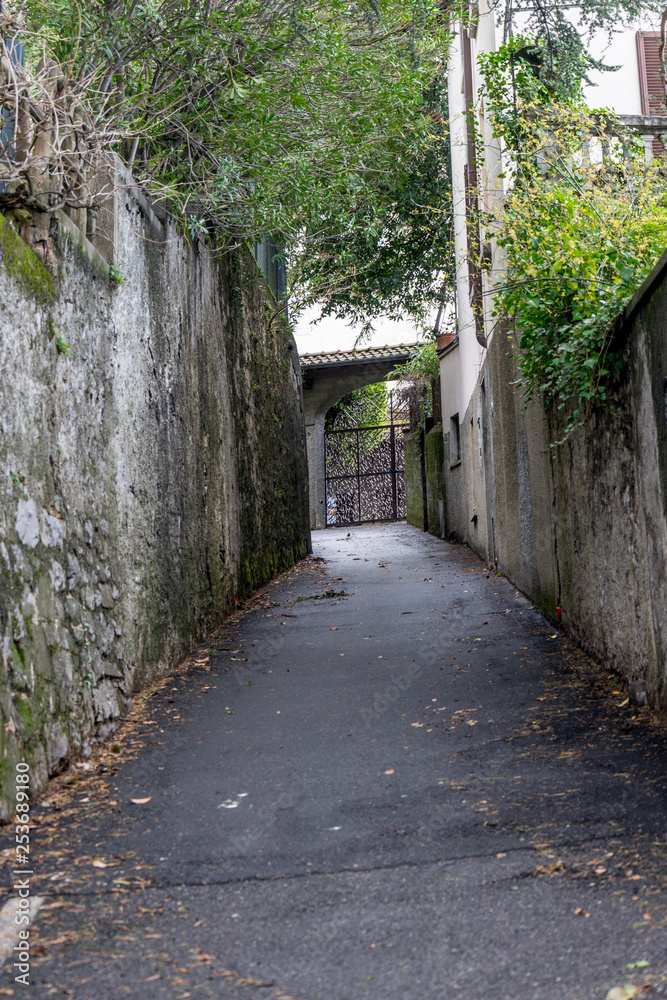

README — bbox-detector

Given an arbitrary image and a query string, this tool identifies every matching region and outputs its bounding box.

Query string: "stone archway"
[300,344,419,529]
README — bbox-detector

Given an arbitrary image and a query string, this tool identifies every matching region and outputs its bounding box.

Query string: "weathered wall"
[406,425,447,539]
[424,424,445,538]
[439,250,667,714]
[404,431,426,531]
[0,185,310,817]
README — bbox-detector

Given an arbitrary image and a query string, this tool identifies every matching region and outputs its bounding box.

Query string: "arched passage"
[301,344,419,529]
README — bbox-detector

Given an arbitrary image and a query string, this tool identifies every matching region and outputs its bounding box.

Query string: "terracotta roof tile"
[300,343,421,367]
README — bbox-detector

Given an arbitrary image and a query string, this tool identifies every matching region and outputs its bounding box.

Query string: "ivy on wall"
[478,37,667,443]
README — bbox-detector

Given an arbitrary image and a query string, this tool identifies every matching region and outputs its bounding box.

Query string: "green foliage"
[479,43,667,443]
[17,0,451,258]
[55,331,71,355]
[498,0,665,97]
[387,339,438,382]
[495,157,667,441]
[478,35,585,157]
[325,382,388,431]
[108,264,125,285]
[293,79,455,332]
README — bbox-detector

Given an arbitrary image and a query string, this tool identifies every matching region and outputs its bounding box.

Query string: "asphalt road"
[4,523,667,999]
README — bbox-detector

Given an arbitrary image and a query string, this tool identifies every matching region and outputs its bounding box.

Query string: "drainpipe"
[461,26,487,349]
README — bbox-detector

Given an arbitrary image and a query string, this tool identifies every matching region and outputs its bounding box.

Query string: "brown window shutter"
[636,31,664,156]
[637,31,664,113]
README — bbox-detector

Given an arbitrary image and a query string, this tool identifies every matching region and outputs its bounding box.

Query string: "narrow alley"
[5,524,667,1000]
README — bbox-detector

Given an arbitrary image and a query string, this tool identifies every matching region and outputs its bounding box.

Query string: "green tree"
[12,0,452,255]
[494,0,664,96]
[325,383,388,431]
[478,33,667,443]
[292,78,455,336]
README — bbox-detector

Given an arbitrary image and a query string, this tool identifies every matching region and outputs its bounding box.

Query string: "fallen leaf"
[329,627,338,631]
[606,987,637,1000]
[411,723,424,728]
[466,719,477,726]
[130,797,152,804]
[617,698,630,708]
[594,867,607,875]
[574,907,584,916]
[91,860,110,869]
[384,769,395,775]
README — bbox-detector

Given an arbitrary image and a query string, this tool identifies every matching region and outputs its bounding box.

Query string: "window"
[637,31,664,158]
[450,413,461,464]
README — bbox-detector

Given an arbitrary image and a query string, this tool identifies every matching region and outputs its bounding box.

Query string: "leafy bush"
[494,162,667,441]
[478,38,667,442]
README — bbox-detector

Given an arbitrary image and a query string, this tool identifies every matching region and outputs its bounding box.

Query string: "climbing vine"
[479,37,667,442]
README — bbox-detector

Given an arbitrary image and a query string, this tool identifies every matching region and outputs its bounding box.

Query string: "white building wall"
[441,2,502,433]
[441,11,657,434]
[439,6,661,553]
[584,28,645,114]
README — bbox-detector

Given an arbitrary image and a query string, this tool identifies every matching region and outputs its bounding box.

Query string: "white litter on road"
[218,792,249,810]
[0,895,45,968]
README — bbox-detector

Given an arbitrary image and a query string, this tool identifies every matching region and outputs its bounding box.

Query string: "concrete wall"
[404,432,426,531]
[439,250,667,714]
[424,425,446,539]
[0,187,310,817]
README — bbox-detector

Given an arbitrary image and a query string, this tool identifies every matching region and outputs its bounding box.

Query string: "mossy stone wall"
[404,432,425,531]
[0,193,310,818]
[424,425,445,537]
[438,250,667,713]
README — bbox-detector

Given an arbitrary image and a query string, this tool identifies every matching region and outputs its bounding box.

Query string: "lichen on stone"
[0,213,54,303]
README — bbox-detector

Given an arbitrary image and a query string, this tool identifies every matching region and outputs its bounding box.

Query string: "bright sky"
[293,304,424,357]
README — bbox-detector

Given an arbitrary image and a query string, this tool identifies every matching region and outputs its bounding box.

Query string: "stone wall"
[404,432,425,531]
[438,250,667,714]
[0,183,310,817]
[405,425,446,539]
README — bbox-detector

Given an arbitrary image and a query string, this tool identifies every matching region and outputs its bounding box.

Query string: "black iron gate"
[325,416,408,526]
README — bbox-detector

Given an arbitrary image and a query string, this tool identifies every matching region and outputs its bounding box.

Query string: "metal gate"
[325,415,408,526]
